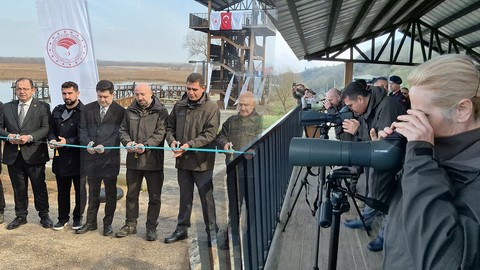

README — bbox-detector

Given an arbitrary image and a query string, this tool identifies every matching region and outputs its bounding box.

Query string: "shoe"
[115,224,137,238]
[72,219,82,230]
[0,212,4,224]
[40,216,53,228]
[7,216,27,230]
[164,229,188,244]
[367,235,384,252]
[53,220,69,231]
[75,223,97,234]
[146,228,157,241]
[344,219,371,231]
[103,225,113,236]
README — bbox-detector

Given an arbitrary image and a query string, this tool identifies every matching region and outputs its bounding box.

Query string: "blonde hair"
[408,54,480,119]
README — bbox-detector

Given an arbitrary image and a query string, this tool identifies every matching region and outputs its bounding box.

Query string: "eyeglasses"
[16,88,31,91]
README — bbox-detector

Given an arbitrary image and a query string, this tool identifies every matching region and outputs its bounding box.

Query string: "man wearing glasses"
[0,77,52,230]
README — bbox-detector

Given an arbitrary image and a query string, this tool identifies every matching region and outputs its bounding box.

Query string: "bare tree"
[182,31,208,60]
[268,71,300,114]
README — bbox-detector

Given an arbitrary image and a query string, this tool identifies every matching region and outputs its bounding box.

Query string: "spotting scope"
[289,133,406,170]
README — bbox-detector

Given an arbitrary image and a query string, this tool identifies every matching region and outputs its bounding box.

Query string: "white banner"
[240,76,250,94]
[231,11,243,30]
[210,11,221,30]
[235,76,250,105]
[206,62,213,93]
[35,0,98,106]
[223,74,235,110]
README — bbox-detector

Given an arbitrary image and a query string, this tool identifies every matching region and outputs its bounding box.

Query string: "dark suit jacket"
[78,101,125,177]
[0,98,50,165]
[48,101,84,177]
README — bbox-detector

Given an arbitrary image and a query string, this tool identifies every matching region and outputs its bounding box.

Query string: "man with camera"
[341,81,406,251]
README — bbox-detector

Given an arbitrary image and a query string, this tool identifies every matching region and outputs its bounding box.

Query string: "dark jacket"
[384,128,480,270]
[78,101,125,177]
[120,96,168,171]
[48,101,84,177]
[0,98,50,165]
[389,91,410,110]
[216,110,262,163]
[357,86,407,141]
[356,86,406,203]
[166,93,220,171]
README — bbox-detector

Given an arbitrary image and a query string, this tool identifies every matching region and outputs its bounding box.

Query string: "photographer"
[378,54,480,269]
[291,83,306,100]
[341,81,406,251]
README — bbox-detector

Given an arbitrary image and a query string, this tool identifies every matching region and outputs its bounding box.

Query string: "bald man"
[217,91,262,163]
[116,83,168,241]
[324,88,355,141]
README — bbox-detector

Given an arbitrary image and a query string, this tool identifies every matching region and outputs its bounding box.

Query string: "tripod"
[315,168,370,270]
[283,124,330,232]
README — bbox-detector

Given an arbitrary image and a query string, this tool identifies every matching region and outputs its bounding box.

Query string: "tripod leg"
[282,175,309,231]
[290,166,304,196]
[328,211,341,270]
[313,166,326,270]
[343,179,371,237]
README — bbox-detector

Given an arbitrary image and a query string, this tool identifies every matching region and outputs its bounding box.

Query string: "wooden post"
[344,61,354,85]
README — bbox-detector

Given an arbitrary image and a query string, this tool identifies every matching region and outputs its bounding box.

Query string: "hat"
[389,75,402,85]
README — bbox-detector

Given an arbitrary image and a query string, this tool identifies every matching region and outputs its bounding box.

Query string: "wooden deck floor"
[265,166,384,270]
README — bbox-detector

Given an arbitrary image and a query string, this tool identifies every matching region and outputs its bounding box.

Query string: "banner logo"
[47,29,87,68]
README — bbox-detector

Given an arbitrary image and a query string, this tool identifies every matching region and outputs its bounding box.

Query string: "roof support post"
[344,61,353,85]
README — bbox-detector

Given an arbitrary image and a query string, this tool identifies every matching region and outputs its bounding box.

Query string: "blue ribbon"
[0,136,255,155]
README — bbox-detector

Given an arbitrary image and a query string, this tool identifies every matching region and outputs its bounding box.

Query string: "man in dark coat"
[216,91,262,163]
[48,81,86,230]
[164,73,220,245]
[341,82,406,251]
[115,83,168,241]
[0,101,4,225]
[0,77,52,230]
[76,80,125,236]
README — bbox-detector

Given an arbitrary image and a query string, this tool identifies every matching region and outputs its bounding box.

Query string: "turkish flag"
[221,12,232,30]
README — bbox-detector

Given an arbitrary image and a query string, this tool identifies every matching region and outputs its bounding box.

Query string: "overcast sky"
[0,0,329,73]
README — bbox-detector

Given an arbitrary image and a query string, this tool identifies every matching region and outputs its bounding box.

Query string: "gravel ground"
[0,106,238,270]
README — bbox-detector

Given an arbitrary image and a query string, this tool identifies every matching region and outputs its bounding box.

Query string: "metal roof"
[273,0,480,64]
[194,0,275,11]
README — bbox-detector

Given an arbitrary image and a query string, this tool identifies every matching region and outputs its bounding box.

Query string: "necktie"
[18,103,26,127]
[100,106,106,122]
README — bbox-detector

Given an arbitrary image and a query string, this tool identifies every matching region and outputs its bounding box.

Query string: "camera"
[289,132,406,170]
[300,105,354,126]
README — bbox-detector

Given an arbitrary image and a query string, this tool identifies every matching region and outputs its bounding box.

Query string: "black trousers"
[177,169,217,234]
[125,169,164,229]
[56,174,86,222]
[0,176,5,213]
[7,154,49,218]
[85,176,117,226]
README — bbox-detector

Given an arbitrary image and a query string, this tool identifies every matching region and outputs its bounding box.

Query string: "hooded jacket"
[384,128,480,270]
[120,96,168,171]
[166,93,220,171]
[356,86,406,141]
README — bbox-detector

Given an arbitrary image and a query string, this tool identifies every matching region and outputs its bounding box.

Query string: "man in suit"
[48,81,86,230]
[76,80,125,236]
[0,77,52,230]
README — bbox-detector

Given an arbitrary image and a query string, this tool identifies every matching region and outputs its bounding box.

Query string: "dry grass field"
[0,63,192,83]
